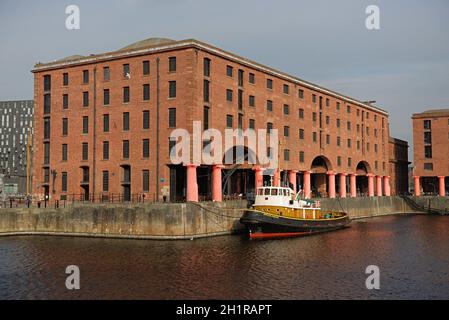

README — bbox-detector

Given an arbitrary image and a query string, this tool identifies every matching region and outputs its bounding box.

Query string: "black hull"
[240,210,350,238]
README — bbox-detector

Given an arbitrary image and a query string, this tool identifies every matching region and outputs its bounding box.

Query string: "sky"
[1,0,448,161]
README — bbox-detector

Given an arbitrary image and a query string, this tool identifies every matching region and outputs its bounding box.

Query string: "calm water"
[0,214,449,300]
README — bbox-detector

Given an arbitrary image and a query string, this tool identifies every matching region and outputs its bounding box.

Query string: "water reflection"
[0,214,448,299]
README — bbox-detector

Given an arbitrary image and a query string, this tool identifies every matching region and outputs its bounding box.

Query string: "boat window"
[283,189,287,196]
[264,188,270,195]
[271,189,278,195]
[258,189,263,195]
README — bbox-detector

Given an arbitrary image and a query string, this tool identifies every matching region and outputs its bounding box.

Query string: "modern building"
[388,137,410,195]
[412,109,449,196]
[0,100,34,197]
[32,37,401,202]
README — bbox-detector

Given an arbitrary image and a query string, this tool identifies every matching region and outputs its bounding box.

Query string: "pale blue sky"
[1,0,448,158]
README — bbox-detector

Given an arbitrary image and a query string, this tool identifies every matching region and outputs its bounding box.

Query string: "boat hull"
[240,210,350,239]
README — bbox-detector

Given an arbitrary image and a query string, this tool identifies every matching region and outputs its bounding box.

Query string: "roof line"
[32,39,388,116]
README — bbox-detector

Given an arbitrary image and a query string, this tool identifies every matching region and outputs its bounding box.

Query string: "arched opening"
[355,161,371,196]
[222,146,256,198]
[310,156,332,197]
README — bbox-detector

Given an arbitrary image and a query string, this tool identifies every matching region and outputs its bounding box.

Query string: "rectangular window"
[424,163,433,171]
[283,84,289,94]
[143,84,150,101]
[326,116,330,125]
[299,129,304,139]
[424,120,431,130]
[284,149,290,161]
[238,89,243,110]
[103,66,110,81]
[347,121,351,131]
[249,95,255,107]
[142,170,150,192]
[62,118,68,136]
[267,122,273,134]
[326,134,330,144]
[123,140,129,159]
[357,140,360,150]
[226,65,233,77]
[347,139,351,148]
[312,94,316,104]
[83,91,89,107]
[312,112,317,122]
[238,69,244,87]
[297,152,304,164]
[43,118,50,140]
[169,108,176,128]
[169,138,176,157]
[348,157,352,168]
[299,108,304,119]
[43,143,50,165]
[266,78,273,89]
[424,145,432,158]
[82,116,88,134]
[204,107,209,130]
[313,132,317,142]
[336,118,340,128]
[82,142,88,160]
[62,144,68,161]
[63,73,69,86]
[103,114,109,132]
[283,104,289,115]
[204,58,211,77]
[238,114,243,129]
[267,100,273,112]
[169,57,176,72]
[103,89,110,105]
[123,87,130,103]
[374,144,378,153]
[123,64,130,77]
[249,73,255,84]
[298,89,304,99]
[226,115,233,128]
[102,171,109,192]
[82,70,89,84]
[326,98,329,107]
[143,60,150,75]
[143,110,150,129]
[347,105,351,113]
[204,80,210,102]
[44,94,51,114]
[143,139,150,158]
[61,172,67,192]
[43,75,51,91]
[103,141,109,160]
[249,119,255,129]
[424,131,432,144]
[284,126,289,137]
[226,89,233,102]
[123,112,129,131]
[337,156,341,167]
[337,136,341,147]
[169,81,176,98]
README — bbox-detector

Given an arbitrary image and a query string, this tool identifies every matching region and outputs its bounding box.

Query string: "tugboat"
[240,186,350,239]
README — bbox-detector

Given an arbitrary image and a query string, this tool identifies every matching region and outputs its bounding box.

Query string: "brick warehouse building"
[32,37,404,202]
[412,109,449,196]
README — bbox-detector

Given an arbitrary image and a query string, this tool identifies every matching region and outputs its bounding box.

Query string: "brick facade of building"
[412,109,449,196]
[32,38,400,202]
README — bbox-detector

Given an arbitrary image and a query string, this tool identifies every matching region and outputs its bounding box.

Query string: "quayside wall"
[0,196,434,240]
